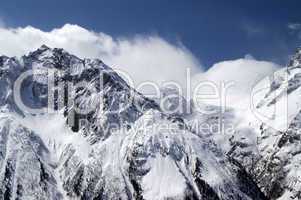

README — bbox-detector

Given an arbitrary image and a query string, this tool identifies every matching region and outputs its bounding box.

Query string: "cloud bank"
[0,24,202,89]
[192,56,279,108]
[0,23,280,106]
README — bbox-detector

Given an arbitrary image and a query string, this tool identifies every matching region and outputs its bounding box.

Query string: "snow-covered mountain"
[228,48,301,200]
[1,45,299,200]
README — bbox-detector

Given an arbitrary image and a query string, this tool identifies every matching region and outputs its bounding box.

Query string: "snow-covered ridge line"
[0,45,282,199]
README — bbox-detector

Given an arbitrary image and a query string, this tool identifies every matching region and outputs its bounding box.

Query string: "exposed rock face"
[0,45,273,199]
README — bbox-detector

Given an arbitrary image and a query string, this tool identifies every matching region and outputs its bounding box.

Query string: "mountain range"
[0,45,300,200]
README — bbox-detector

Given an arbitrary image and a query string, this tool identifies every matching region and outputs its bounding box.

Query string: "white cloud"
[288,23,301,30]
[288,23,301,39]
[0,23,279,105]
[192,57,280,108]
[0,24,202,91]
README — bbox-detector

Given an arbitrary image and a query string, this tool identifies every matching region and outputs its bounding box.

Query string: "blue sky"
[0,0,301,68]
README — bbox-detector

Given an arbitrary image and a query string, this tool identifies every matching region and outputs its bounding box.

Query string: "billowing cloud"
[0,23,279,105]
[0,24,202,91]
[192,56,280,108]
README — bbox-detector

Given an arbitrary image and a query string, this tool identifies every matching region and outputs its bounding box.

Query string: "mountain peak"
[0,45,273,200]
[23,45,84,71]
[28,45,70,58]
[287,48,301,69]
[39,44,51,51]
